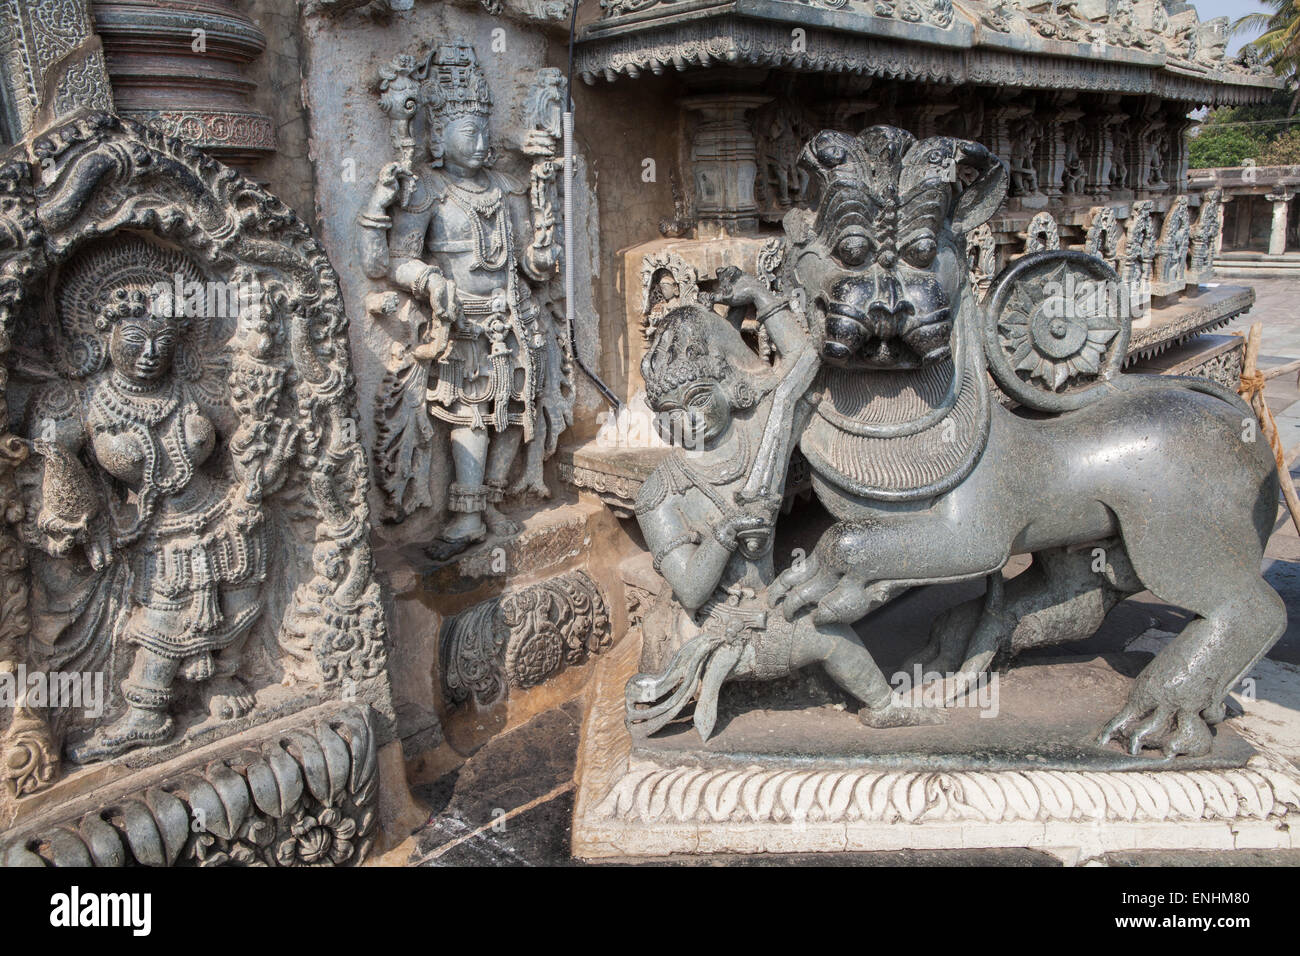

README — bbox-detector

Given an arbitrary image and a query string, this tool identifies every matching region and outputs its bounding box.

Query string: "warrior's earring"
[728,378,757,410]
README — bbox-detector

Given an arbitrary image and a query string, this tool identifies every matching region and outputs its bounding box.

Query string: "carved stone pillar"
[1171,117,1194,194]
[1216,196,1228,257]
[1036,104,1082,201]
[1266,191,1293,256]
[91,0,274,167]
[1085,113,1124,200]
[988,103,1031,168]
[682,94,771,238]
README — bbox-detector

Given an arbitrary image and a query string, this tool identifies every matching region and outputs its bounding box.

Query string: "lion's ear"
[950,141,1008,235]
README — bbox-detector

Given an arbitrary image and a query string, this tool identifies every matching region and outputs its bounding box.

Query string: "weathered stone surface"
[3,703,381,866]
[0,113,391,808]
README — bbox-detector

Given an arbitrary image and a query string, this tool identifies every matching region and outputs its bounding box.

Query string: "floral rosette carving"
[442,571,611,707]
[984,250,1130,412]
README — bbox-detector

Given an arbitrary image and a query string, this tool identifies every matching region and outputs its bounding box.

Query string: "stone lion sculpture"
[629,125,1283,759]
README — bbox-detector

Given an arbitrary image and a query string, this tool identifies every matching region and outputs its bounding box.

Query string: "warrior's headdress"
[641,305,776,410]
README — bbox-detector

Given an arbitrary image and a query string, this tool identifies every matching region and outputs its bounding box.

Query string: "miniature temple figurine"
[359,41,572,554]
[626,268,934,740]
[20,243,296,763]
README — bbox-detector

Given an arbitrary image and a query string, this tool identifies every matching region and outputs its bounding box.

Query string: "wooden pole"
[1241,322,1300,536]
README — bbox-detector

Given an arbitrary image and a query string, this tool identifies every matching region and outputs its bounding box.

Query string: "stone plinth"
[2,703,399,867]
[374,496,643,781]
[572,633,1300,863]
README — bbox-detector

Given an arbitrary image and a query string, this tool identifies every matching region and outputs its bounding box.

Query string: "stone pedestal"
[572,632,1300,863]
[681,94,772,238]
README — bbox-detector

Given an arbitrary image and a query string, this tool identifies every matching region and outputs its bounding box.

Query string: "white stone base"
[571,634,1300,862]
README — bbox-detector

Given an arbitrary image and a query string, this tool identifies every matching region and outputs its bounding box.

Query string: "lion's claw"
[1097,695,1214,758]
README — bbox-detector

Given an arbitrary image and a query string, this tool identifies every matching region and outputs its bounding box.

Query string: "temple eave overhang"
[578,4,1281,106]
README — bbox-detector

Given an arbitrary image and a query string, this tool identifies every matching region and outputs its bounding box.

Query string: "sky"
[1188,0,1272,55]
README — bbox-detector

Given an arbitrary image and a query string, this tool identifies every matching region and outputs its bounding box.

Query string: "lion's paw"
[1096,689,1215,758]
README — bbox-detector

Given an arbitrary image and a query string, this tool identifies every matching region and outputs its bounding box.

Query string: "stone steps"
[1213,253,1300,278]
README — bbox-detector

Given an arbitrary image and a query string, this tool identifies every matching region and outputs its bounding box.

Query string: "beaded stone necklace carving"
[89,373,201,543]
[444,177,509,272]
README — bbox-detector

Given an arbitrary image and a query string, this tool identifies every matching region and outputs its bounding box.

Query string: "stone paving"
[405,278,1300,867]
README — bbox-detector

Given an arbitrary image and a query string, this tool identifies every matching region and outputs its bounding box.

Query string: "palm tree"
[1234,1,1300,113]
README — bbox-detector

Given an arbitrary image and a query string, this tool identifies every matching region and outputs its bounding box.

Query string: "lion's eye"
[902,238,937,268]
[835,236,871,266]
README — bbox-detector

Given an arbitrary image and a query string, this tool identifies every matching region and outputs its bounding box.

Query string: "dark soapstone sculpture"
[627,126,1284,760]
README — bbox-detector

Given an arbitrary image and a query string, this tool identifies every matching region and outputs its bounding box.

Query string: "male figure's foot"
[66,708,174,763]
[204,676,256,720]
[426,512,487,561]
[484,503,522,536]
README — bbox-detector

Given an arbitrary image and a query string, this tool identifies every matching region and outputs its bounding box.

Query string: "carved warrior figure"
[359,41,572,553]
[626,271,932,739]
[632,125,1284,759]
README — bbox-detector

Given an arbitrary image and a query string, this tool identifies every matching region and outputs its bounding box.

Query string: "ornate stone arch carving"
[1084,205,1121,270]
[0,112,388,794]
[1021,211,1059,254]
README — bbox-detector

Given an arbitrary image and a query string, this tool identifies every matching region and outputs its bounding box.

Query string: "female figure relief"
[22,242,296,763]
[627,269,935,740]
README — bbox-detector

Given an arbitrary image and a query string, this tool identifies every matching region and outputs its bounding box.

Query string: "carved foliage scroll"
[441,570,611,707]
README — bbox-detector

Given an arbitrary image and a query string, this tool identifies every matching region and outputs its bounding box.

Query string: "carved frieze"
[441,570,611,707]
[575,16,1280,101]
[0,0,113,138]
[2,704,379,867]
